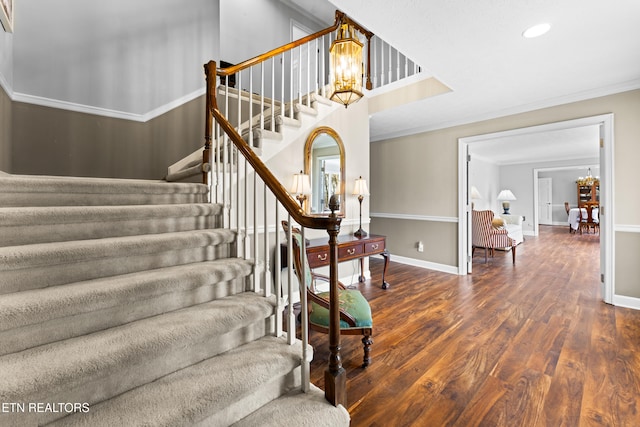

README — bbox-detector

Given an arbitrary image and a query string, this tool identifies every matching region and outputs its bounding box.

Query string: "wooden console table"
[290,234,390,289]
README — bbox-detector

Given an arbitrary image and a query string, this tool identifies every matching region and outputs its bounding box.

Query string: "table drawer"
[338,243,364,260]
[307,249,330,268]
[365,240,385,254]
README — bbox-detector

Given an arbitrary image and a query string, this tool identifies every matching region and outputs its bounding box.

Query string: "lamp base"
[354,228,367,238]
[502,208,510,215]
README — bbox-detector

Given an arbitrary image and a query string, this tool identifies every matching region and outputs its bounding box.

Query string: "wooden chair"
[282,221,373,368]
[579,204,599,234]
[564,202,575,233]
[472,210,517,264]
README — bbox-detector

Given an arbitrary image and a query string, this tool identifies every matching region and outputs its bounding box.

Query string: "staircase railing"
[202,10,420,407]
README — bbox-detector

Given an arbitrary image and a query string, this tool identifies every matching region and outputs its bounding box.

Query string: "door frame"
[458,114,614,304]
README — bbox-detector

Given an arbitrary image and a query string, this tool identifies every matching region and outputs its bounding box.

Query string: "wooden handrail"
[216,10,373,89]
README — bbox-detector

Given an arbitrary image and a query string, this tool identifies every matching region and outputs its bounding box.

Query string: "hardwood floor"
[307,226,640,426]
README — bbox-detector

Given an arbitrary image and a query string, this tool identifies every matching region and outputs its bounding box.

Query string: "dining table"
[568,207,599,232]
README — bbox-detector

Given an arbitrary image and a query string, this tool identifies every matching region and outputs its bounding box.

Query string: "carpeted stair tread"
[47,336,306,427]
[0,258,253,332]
[0,203,222,227]
[0,293,276,413]
[0,174,208,207]
[0,203,223,246]
[232,384,350,427]
[0,229,238,294]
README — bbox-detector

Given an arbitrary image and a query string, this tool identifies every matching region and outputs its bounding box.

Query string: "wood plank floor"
[306,226,640,426]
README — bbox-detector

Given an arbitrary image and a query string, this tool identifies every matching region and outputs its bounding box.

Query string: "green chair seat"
[310,289,373,329]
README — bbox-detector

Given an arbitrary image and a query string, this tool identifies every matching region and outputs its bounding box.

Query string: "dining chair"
[579,204,599,234]
[281,221,374,368]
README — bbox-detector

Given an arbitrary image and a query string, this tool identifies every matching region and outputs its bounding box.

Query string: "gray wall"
[11,96,205,179]
[539,166,599,224]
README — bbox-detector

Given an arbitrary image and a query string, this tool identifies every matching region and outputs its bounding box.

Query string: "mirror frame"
[304,126,346,216]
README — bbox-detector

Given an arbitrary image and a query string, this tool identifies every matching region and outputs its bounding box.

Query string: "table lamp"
[497,189,516,214]
[352,176,369,237]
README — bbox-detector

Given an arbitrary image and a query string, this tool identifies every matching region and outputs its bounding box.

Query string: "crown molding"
[370,78,640,142]
[11,87,206,122]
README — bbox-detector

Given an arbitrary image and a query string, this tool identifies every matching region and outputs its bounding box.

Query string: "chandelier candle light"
[497,189,516,215]
[290,170,311,208]
[352,176,369,237]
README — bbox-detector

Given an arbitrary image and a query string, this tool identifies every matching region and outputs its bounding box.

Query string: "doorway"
[458,114,614,304]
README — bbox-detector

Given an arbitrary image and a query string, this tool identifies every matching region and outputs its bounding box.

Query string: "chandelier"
[329,21,364,108]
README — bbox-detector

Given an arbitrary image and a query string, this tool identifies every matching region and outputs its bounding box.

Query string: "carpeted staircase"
[0,173,349,426]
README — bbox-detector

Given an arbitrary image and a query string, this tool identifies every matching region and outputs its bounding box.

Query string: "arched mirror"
[304,127,345,216]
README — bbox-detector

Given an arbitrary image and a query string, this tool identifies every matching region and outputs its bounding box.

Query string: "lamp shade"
[352,176,369,196]
[329,23,364,107]
[497,189,516,201]
[470,186,482,200]
[290,171,311,195]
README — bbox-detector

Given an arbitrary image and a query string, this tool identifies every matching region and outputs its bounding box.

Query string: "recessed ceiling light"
[522,23,551,38]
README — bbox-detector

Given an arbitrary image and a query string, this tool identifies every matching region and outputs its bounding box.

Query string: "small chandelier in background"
[577,168,599,186]
[329,20,364,108]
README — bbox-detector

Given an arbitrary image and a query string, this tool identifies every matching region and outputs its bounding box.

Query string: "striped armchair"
[472,210,517,264]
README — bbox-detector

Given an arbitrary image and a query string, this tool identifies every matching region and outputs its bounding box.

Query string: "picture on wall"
[0,0,13,33]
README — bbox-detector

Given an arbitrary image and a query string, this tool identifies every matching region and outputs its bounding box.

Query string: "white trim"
[616,224,640,233]
[371,79,640,142]
[459,114,615,306]
[370,212,458,223]
[11,87,206,123]
[612,295,640,311]
[390,254,459,275]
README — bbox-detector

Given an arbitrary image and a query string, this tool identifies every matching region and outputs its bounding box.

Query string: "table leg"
[358,257,365,282]
[381,250,390,289]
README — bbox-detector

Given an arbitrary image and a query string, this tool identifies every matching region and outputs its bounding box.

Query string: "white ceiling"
[6,0,640,163]
[329,0,640,142]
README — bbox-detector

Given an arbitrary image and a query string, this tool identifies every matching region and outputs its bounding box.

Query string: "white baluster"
[271,57,275,132]
[263,182,270,297]
[253,172,258,292]
[388,42,392,84]
[274,203,282,337]
[260,62,265,132]
[280,53,285,123]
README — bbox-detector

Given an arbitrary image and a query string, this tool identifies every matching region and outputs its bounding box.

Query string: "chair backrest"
[580,205,598,223]
[471,210,495,247]
[281,221,314,292]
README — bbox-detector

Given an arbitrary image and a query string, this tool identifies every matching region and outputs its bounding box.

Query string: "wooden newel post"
[324,195,346,406]
[203,61,216,186]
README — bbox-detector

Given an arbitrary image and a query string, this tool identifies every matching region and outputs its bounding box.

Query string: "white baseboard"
[612,294,640,310]
[387,254,458,275]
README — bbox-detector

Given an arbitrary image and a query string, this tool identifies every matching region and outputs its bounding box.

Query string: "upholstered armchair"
[472,210,517,264]
[281,221,374,368]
